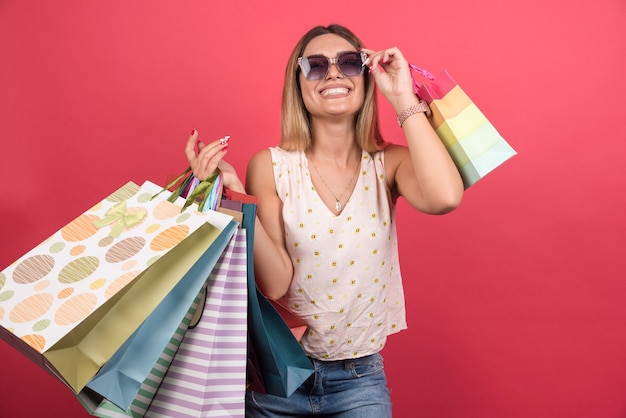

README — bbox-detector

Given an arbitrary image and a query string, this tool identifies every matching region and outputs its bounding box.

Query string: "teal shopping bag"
[241,202,314,398]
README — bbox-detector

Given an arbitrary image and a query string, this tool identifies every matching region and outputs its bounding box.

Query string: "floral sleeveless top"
[270,147,407,360]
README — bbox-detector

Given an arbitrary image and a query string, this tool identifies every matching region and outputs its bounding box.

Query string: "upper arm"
[384,144,460,214]
[244,149,295,298]
[245,149,289,258]
[384,144,426,210]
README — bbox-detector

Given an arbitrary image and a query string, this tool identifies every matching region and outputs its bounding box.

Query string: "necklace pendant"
[335,200,342,212]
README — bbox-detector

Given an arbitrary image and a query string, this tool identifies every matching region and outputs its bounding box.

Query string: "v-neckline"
[304,150,363,217]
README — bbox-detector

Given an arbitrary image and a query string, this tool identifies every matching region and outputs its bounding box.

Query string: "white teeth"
[321,87,349,97]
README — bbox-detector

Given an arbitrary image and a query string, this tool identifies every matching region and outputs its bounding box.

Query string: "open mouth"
[320,87,350,97]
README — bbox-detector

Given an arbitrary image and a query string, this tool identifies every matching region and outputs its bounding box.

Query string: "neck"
[309,119,359,164]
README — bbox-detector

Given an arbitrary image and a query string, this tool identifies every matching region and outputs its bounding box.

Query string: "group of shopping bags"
[0,177,314,417]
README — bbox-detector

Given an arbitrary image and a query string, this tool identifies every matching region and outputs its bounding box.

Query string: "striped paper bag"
[146,228,248,417]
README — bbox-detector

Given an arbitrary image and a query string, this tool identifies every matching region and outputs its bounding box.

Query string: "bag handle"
[408,63,436,97]
[152,167,221,213]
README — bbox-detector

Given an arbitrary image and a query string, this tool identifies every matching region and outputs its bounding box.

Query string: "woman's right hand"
[360,47,417,113]
[184,129,245,193]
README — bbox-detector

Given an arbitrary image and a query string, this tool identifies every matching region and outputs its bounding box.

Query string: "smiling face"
[299,33,365,120]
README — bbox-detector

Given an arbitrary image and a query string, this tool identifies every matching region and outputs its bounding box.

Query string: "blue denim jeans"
[245,353,392,417]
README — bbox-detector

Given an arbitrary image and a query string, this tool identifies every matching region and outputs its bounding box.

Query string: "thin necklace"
[309,155,361,213]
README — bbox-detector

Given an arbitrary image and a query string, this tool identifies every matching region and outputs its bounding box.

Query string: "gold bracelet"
[397,100,431,127]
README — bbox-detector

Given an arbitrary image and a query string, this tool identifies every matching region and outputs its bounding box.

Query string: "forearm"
[365,45,463,211]
[399,107,464,213]
[250,216,294,300]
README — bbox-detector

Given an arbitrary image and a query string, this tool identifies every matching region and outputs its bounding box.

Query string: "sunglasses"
[297,51,367,80]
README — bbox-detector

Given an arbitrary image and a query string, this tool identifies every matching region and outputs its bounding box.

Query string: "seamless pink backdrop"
[1,1,625,417]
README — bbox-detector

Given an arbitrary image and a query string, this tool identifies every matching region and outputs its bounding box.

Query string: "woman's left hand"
[360,47,417,110]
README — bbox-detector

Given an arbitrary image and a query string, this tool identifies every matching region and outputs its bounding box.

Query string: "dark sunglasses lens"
[338,52,365,77]
[303,56,329,80]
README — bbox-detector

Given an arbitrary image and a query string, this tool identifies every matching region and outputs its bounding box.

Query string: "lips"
[320,87,350,97]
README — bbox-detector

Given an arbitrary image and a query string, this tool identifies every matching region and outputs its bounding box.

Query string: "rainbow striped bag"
[410,65,517,188]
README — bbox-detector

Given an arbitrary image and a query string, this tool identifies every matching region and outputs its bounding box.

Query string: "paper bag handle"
[408,63,436,97]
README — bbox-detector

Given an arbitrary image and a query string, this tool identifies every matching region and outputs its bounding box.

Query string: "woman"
[186,24,463,417]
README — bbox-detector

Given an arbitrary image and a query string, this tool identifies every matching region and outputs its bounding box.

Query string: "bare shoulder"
[247,148,273,172]
[246,148,275,195]
[381,143,410,183]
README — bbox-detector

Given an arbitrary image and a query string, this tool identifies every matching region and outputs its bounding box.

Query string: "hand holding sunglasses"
[359,47,416,107]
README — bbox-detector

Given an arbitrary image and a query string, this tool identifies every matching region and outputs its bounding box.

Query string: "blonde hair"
[280,24,386,153]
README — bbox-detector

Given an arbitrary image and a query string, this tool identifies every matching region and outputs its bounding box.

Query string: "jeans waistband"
[307,353,382,370]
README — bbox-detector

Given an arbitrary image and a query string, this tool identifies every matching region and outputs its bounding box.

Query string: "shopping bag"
[0,180,233,393]
[76,169,236,413]
[144,227,249,417]
[76,281,207,417]
[269,300,307,342]
[240,201,314,398]
[79,286,205,417]
[87,229,247,418]
[221,190,307,342]
[82,219,239,411]
[410,64,517,188]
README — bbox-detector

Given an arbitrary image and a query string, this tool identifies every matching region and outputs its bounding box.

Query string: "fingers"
[186,129,231,180]
[197,135,229,160]
[184,128,199,164]
[361,47,406,71]
[361,47,416,106]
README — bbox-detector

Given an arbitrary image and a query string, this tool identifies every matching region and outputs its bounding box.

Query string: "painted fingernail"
[219,135,230,145]
[190,128,196,135]
[221,145,229,152]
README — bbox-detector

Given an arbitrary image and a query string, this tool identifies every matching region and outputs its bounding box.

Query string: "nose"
[325,57,343,79]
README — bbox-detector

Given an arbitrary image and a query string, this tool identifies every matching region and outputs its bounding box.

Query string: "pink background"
[1,1,625,417]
